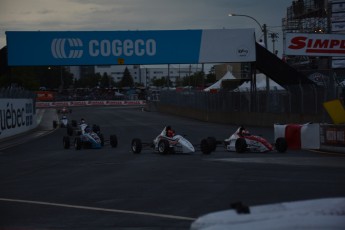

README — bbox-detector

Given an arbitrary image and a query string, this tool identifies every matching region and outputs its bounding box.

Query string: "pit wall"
[0,98,38,139]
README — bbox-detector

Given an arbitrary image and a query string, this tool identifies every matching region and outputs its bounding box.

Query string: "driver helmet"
[62,115,67,119]
[81,118,86,124]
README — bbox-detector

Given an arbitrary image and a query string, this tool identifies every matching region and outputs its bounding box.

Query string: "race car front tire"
[275,137,288,153]
[131,138,142,154]
[200,139,211,154]
[74,137,82,150]
[63,136,70,149]
[110,135,118,148]
[158,139,170,154]
[207,136,217,152]
[235,138,247,153]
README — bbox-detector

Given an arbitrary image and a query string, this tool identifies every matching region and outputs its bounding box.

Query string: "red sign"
[286,33,345,56]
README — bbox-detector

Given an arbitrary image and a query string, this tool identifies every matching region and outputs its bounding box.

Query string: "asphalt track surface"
[0,107,345,229]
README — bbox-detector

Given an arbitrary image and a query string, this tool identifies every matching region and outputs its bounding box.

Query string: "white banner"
[285,33,345,56]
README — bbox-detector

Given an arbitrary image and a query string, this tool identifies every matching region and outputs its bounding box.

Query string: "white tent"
[235,73,285,91]
[204,71,236,92]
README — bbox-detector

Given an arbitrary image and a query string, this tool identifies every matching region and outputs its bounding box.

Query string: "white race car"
[223,126,287,153]
[131,127,214,155]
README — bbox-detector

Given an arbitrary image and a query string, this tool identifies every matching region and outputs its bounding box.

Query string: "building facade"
[95,64,203,87]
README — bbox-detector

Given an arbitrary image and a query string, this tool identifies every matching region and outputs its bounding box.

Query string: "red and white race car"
[57,107,72,114]
[131,126,215,155]
[223,126,287,153]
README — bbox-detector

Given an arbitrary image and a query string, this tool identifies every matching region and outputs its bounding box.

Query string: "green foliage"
[151,77,172,87]
[119,67,134,87]
[182,71,205,87]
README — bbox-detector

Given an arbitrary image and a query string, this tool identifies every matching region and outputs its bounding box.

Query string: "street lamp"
[228,13,270,108]
[229,13,267,48]
[228,13,267,48]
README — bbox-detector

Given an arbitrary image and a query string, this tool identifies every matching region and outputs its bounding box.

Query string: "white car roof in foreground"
[190,197,345,230]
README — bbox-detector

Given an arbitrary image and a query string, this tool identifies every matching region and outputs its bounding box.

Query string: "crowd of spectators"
[0,86,36,99]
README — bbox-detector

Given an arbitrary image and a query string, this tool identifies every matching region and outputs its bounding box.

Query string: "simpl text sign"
[6,29,255,66]
[285,33,345,56]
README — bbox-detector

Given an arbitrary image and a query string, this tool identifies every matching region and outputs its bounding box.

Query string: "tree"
[182,71,205,87]
[119,67,134,88]
[100,72,115,88]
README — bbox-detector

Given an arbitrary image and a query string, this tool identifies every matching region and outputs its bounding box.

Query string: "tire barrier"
[274,123,320,150]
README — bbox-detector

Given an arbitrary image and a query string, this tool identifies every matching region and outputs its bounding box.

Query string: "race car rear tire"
[275,137,288,153]
[110,135,118,148]
[131,138,142,154]
[99,133,104,146]
[235,138,247,153]
[63,136,70,149]
[74,137,82,150]
[67,126,73,136]
[71,120,77,127]
[207,136,217,152]
[200,139,211,155]
[53,120,58,129]
[158,139,170,154]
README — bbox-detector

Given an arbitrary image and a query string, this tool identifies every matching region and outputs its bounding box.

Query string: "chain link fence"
[159,83,343,121]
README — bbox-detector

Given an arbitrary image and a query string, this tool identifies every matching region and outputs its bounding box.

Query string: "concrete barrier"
[0,98,38,140]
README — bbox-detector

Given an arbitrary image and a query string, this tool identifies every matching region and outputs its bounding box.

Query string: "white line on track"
[0,198,195,221]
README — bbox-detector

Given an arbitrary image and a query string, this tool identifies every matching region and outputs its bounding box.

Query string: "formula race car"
[131,126,215,155]
[57,106,72,114]
[63,122,117,150]
[53,116,77,129]
[222,126,288,153]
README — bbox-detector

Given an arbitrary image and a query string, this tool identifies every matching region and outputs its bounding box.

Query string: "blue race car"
[63,125,117,150]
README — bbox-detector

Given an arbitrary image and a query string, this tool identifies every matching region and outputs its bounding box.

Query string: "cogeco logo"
[51,38,157,59]
[51,38,84,59]
[88,39,156,57]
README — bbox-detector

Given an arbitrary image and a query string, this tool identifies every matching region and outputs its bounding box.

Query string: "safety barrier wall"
[274,123,345,153]
[36,100,146,108]
[0,98,38,139]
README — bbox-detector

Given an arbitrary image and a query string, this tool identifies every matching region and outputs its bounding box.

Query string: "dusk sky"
[1,0,292,56]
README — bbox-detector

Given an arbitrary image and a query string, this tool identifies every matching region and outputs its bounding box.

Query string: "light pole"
[228,13,270,110]
[228,13,267,48]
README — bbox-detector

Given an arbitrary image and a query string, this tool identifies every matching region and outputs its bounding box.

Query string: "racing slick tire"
[74,137,82,150]
[71,120,77,127]
[158,139,170,154]
[200,139,211,155]
[275,137,288,153]
[131,138,142,154]
[53,120,58,129]
[67,126,73,136]
[99,133,105,146]
[63,136,70,149]
[207,136,217,152]
[110,135,118,148]
[235,138,247,153]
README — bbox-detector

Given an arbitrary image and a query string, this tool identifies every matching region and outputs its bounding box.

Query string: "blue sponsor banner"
[6,30,203,66]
